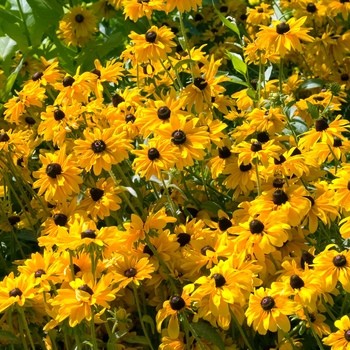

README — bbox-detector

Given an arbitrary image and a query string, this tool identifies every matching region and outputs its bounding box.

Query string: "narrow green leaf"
[174,58,195,72]
[212,1,240,36]
[0,330,20,343]
[306,101,319,119]
[123,335,149,345]
[190,321,225,350]
[246,88,258,101]
[201,201,222,214]
[227,51,247,75]
[299,78,324,90]
[142,315,155,334]
[227,75,248,86]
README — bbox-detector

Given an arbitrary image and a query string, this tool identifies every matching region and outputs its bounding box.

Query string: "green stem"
[69,250,75,281]
[341,293,349,316]
[278,326,297,350]
[279,58,284,93]
[90,308,99,350]
[74,328,82,350]
[327,144,340,174]
[8,307,15,350]
[167,57,184,90]
[160,173,179,222]
[303,308,325,350]
[160,59,179,91]
[32,328,46,350]
[132,284,155,350]
[16,0,32,47]
[181,313,206,350]
[18,306,35,350]
[230,309,254,350]
[180,171,201,208]
[18,308,29,350]
[179,13,194,79]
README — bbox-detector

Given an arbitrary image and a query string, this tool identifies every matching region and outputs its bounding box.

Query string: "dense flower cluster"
[2,0,350,349]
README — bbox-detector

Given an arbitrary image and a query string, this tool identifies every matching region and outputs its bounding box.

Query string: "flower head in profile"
[129,25,176,63]
[256,16,314,57]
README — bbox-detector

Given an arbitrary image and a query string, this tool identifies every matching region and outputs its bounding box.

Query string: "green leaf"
[142,315,155,334]
[212,1,240,36]
[15,229,37,242]
[190,321,225,350]
[123,335,149,345]
[306,101,319,119]
[174,59,195,72]
[0,20,28,51]
[227,51,247,75]
[0,36,17,74]
[227,75,248,86]
[246,88,258,101]
[299,78,324,90]
[0,330,20,343]
[290,116,309,135]
[201,201,223,213]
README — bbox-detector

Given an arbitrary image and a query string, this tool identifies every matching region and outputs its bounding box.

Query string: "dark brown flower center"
[53,213,68,226]
[35,269,46,278]
[276,22,290,34]
[63,76,75,87]
[218,217,232,231]
[239,163,252,172]
[345,330,350,341]
[75,14,84,23]
[291,148,302,156]
[32,71,43,81]
[273,178,285,188]
[54,109,65,121]
[272,189,288,205]
[8,216,21,226]
[309,313,316,322]
[290,274,305,289]
[306,3,317,12]
[0,132,10,142]
[218,146,232,159]
[125,114,136,123]
[194,77,208,91]
[257,132,270,143]
[249,219,264,234]
[81,229,97,239]
[333,137,342,147]
[145,31,157,43]
[148,148,160,160]
[143,245,154,256]
[91,140,106,153]
[25,116,36,125]
[78,284,94,295]
[172,130,186,145]
[257,7,264,13]
[212,273,226,287]
[90,188,104,201]
[333,254,347,267]
[261,296,275,310]
[348,180,350,191]
[195,13,204,21]
[315,118,329,132]
[251,141,262,152]
[91,69,101,78]
[274,155,286,165]
[157,106,171,120]
[46,163,62,179]
[73,264,81,275]
[124,268,137,278]
[177,233,191,247]
[169,295,185,310]
[301,251,315,269]
[341,73,350,81]
[220,5,228,12]
[304,195,315,206]
[9,288,23,298]
[201,245,215,256]
[112,94,125,107]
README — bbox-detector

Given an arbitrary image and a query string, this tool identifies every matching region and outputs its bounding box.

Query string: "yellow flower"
[165,0,202,13]
[323,315,350,349]
[33,145,83,202]
[129,25,176,63]
[245,284,301,335]
[123,0,164,22]
[256,16,314,58]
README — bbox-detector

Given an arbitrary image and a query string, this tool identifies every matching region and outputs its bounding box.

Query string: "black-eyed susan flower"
[247,3,274,26]
[330,165,350,211]
[80,177,123,220]
[0,272,37,313]
[155,117,210,171]
[123,0,164,22]
[33,145,83,202]
[165,0,202,13]
[248,107,287,135]
[132,139,179,181]
[256,16,314,58]
[329,0,350,20]
[129,25,176,63]
[57,5,97,47]
[51,273,117,327]
[74,127,133,175]
[156,284,195,339]
[245,283,301,335]
[112,255,155,289]
[323,315,350,349]
[313,245,350,293]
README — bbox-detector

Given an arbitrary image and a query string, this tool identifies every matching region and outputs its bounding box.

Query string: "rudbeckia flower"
[74,127,133,175]
[156,284,195,339]
[323,315,350,349]
[256,16,314,58]
[33,145,83,202]
[123,0,164,22]
[245,284,301,335]
[165,0,202,13]
[129,25,176,63]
